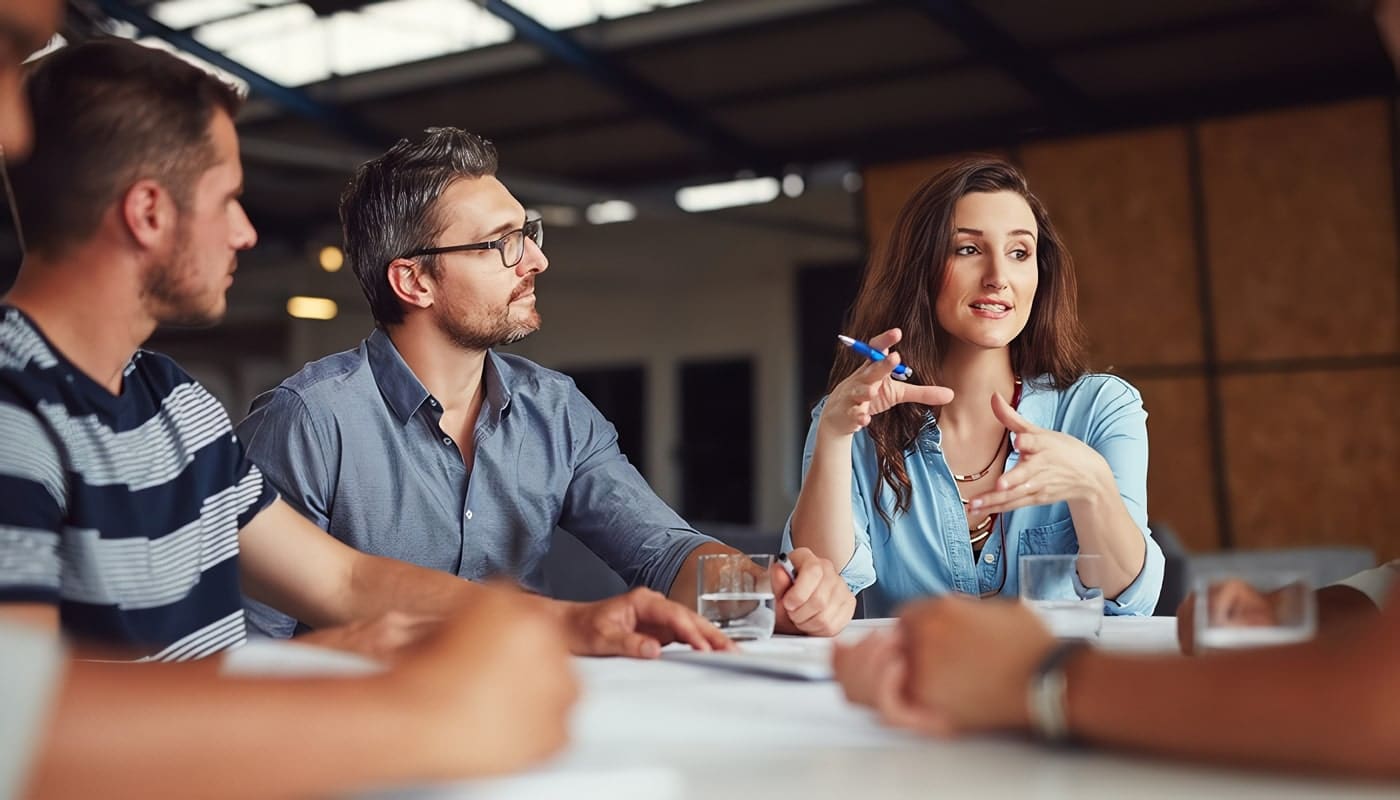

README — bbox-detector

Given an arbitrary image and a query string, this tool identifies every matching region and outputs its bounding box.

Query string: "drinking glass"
[1020,554,1105,639]
[697,554,775,641]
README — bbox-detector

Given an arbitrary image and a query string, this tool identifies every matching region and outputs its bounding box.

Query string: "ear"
[387,257,435,312]
[119,179,177,251]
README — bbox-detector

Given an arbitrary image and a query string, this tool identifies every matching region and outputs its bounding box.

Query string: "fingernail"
[970,499,983,509]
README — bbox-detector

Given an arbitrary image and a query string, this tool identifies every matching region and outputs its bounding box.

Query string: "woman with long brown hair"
[786,158,1163,618]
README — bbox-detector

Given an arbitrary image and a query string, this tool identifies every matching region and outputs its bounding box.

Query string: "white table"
[230,618,1399,799]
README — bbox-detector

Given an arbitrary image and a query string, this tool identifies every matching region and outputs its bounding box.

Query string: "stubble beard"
[141,227,230,328]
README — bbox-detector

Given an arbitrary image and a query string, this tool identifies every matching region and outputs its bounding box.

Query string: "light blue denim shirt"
[236,329,716,637]
[784,373,1164,618]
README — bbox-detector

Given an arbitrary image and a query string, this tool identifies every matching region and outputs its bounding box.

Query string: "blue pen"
[837,335,913,381]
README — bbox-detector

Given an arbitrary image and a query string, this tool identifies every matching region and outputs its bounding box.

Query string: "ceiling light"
[781,173,805,198]
[585,200,637,225]
[676,176,780,213]
[535,205,581,227]
[318,245,344,272]
[287,296,338,320]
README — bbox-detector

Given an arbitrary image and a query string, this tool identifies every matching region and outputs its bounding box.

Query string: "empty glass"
[1193,568,1315,652]
[1020,554,1105,639]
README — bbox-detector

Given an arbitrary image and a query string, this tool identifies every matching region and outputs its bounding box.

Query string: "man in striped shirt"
[0,37,729,666]
[0,24,576,799]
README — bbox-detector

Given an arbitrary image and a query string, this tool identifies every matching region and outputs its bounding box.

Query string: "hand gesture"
[564,587,734,658]
[820,328,954,437]
[966,392,1111,516]
[393,589,578,778]
[771,547,857,636]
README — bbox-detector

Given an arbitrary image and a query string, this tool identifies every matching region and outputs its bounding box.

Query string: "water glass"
[697,554,775,641]
[1193,569,1315,652]
[1020,554,1104,639]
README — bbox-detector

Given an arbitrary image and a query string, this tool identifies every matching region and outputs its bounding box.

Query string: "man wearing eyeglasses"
[237,127,857,641]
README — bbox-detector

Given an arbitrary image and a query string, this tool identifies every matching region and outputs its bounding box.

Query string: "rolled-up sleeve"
[0,395,65,606]
[782,399,877,595]
[558,385,717,596]
[1085,379,1163,616]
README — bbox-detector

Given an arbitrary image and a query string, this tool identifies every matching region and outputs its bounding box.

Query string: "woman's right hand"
[819,328,954,437]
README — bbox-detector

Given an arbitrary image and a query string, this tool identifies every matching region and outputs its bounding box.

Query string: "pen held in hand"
[837,334,912,381]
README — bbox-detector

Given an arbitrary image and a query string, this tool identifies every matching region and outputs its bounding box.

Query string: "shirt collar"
[366,327,513,425]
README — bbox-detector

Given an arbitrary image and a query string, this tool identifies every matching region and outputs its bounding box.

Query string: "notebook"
[660,638,834,681]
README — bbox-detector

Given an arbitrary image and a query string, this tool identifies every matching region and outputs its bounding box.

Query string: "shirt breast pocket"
[1018,515,1078,556]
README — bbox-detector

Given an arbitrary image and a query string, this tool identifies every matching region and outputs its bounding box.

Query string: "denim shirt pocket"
[1017,515,1078,556]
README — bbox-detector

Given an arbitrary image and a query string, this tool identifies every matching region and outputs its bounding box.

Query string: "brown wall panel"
[1221,368,1400,561]
[1021,128,1203,369]
[863,150,1010,261]
[1128,375,1219,552]
[1198,99,1399,362]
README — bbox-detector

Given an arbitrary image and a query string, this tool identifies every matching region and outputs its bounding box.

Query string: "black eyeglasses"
[403,217,544,269]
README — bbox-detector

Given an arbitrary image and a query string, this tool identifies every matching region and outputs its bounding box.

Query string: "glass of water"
[1020,554,1104,639]
[1193,569,1315,652]
[697,554,776,641]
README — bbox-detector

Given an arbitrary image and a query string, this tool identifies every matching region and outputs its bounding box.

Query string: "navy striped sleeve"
[0,385,64,604]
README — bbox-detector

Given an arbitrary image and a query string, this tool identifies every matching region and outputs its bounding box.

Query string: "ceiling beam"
[94,0,392,148]
[904,0,1100,123]
[477,0,778,175]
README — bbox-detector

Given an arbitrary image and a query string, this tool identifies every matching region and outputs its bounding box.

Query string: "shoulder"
[1055,373,1142,406]
[1024,373,1144,437]
[276,347,371,400]
[492,352,582,402]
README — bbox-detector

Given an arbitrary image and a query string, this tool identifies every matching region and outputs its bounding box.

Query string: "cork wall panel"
[1198,99,1399,362]
[863,150,1010,261]
[1128,375,1219,552]
[1021,128,1204,369]
[1221,368,1400,561]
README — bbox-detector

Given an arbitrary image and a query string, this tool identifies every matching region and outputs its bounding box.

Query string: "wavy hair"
[831,157,1087,520]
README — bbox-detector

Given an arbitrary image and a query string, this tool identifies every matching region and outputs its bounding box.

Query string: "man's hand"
[562,587,734,658]
[772,548,857,636]
[293,611,443,661]
[390,589,578,779]
[833,629,948,735]
[899,596,1056,734]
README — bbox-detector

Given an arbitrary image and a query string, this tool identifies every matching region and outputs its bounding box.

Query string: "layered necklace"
[951,376,1023,549]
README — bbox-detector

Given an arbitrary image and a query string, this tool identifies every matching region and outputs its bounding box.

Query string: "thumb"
[899,382,955,408]
[990,391,1035,434]
[770,559,795,598]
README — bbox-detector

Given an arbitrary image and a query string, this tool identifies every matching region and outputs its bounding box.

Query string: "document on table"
[659,637,835,680]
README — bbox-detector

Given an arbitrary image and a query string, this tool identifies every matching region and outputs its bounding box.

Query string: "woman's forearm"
[1067,462,1146,599]
[790,428,859,568]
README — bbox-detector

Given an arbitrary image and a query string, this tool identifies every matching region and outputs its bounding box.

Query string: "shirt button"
[465,509,473,521]
[442,436,453,446]
[984,552,996,564]
[428,397,439,408]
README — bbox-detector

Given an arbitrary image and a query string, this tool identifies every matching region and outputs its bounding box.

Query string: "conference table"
[227,618,1398,799]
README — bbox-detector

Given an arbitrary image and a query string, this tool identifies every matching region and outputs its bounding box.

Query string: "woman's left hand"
[965,392,1113,516]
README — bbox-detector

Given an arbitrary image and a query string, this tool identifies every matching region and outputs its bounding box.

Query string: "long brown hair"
[831,157,1088,520]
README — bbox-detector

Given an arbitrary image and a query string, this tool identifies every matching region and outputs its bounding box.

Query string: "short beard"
[141,229,225,328]
[436,306,539,351]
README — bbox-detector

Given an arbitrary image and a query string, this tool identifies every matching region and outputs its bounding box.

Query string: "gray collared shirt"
[236,328,715,637]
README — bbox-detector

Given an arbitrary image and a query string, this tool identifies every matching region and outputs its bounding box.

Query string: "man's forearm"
[1065,634,1400,777]
[343,554,487,625]
[28,661,430,799]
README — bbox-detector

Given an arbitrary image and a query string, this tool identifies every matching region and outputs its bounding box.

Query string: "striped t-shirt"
[0,306,276,661]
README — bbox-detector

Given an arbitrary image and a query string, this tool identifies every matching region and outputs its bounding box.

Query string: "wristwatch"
[1026,640,1087,743]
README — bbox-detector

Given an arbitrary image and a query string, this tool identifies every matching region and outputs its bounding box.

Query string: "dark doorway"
[566,365,647,478]
[678,359,753,525]
[796,262,862,441]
